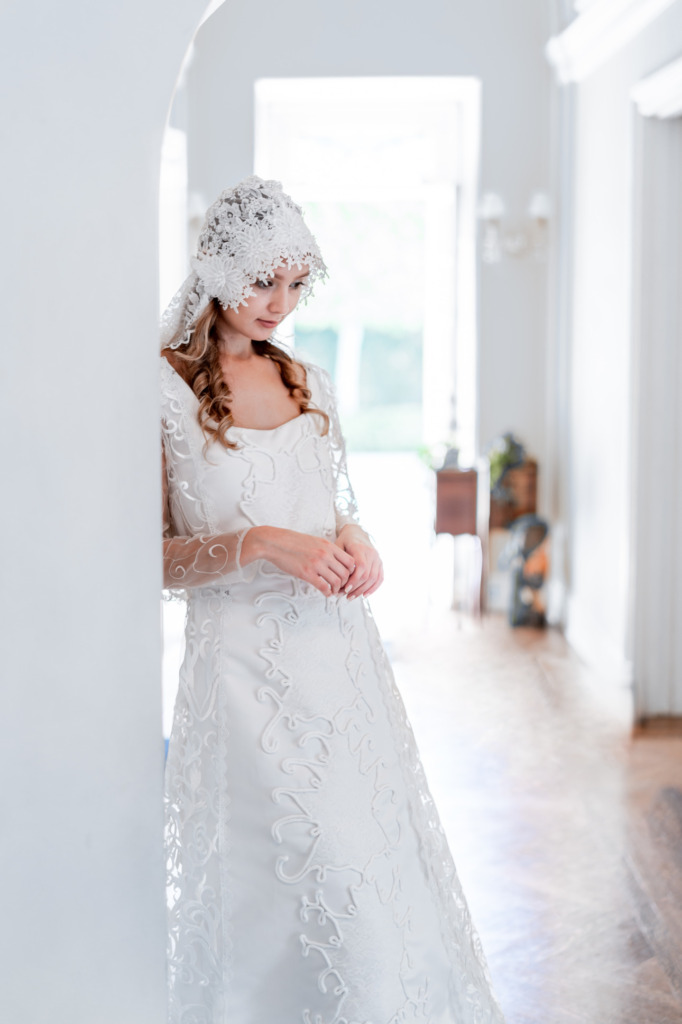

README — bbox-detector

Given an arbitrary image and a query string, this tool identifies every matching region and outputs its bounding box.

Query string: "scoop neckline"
[161,354,307,433]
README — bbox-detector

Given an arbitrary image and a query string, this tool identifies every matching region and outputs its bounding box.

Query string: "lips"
[257,319,279,328]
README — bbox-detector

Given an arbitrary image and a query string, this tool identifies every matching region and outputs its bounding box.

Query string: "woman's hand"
[242,526,356,596]
[335,524,384,600]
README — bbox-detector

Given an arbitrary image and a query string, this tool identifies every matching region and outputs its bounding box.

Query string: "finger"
[333,546,356,572]
[319,563,349,593]
[320,574,341,594]
[312,574,334,596]
[368,567,385,595]
[347,574,374,598]
[349,565,383,598]
[350,582,375,599]
[329,558,354,588]
[344,556,379,592]
[343,571,367,597]
[342,557,371,587]
[362,576,383,597]
[310,550,350,589]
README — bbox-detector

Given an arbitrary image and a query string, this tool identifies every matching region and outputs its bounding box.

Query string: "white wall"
[556,1,682,681]
[0,2,207,1020]
[181,0,551,471]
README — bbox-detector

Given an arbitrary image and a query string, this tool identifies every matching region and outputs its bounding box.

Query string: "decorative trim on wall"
[631,55,682,116]
[546,0,679,83]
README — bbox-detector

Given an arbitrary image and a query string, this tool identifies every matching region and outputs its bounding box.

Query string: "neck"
[214,325,255,361]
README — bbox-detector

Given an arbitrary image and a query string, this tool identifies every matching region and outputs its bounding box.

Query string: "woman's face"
[217,262,310,342]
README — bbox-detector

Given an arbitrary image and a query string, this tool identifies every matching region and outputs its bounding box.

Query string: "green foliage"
[487,432,526,490]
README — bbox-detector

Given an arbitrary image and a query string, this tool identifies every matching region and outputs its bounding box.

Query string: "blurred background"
[2,1,682,1021]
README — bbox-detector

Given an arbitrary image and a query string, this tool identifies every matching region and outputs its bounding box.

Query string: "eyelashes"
[255,279,306,290]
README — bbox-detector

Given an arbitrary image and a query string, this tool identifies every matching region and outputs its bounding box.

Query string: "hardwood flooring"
[391,612,682,1024]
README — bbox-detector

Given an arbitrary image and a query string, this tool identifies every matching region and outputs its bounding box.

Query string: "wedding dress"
[161,355,504,1024]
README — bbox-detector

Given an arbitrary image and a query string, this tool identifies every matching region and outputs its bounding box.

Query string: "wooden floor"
[392,612,682,1024]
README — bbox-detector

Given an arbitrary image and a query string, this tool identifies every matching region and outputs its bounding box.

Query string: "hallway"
[6,0,682,1017]
[392,614,682,1024]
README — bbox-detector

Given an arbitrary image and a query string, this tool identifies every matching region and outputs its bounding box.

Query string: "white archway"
[0,3,218,1020]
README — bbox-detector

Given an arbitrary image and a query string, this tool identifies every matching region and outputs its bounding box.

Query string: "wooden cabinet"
[435,468,478,536]
[435,460,539,615]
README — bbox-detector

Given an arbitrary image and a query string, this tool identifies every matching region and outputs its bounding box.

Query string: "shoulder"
[160,351,196,419]
[296,359,335,408]
[161,348,189,380]
[160,349,193,392]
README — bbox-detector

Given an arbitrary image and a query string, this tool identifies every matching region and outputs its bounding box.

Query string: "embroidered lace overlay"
[161,357,505,1024]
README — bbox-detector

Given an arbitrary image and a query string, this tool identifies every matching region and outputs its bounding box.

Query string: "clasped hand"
[334,523,384,600]
[243,524,383,599]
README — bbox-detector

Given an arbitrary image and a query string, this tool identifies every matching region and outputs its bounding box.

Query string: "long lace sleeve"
[308,365,373,544]
[162,446,253,590]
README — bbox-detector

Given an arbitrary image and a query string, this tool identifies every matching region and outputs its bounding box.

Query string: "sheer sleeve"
[308,365,373,544]
[162,445,252,590]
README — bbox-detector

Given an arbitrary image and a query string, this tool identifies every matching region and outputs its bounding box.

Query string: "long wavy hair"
[163,298,329,452]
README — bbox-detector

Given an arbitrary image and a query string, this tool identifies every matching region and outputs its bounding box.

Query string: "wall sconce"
[478,191,550,264]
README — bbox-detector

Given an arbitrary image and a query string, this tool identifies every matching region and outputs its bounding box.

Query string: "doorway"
[255,76,482,640]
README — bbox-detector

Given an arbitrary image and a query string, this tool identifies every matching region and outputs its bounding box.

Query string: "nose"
[267,284,288,315]
[267,283,297,316]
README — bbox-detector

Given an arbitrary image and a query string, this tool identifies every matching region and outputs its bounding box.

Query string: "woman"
[161,176,504,1023]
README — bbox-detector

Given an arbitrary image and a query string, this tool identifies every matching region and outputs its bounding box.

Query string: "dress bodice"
[160,357,340,543]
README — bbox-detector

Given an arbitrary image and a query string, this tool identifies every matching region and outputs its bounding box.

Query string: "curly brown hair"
[163,298,329,452]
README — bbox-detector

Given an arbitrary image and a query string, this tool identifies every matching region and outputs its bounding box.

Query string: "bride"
[160,175,504,1023]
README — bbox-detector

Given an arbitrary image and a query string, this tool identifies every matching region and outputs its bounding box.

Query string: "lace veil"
[160,176,327,350]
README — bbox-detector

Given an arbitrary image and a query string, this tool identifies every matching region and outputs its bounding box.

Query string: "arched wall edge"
[0,2,219,1020]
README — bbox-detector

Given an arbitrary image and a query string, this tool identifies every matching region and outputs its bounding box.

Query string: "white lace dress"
[161,357,504,1024]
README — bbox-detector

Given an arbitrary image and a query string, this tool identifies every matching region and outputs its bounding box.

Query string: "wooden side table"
[435,461,490,614]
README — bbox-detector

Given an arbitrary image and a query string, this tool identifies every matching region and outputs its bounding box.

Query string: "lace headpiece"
[160,176,327,349]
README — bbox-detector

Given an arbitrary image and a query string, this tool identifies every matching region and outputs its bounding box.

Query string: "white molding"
[546,0,679,84]
[632,55,682,117]
[629,114,682,715]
